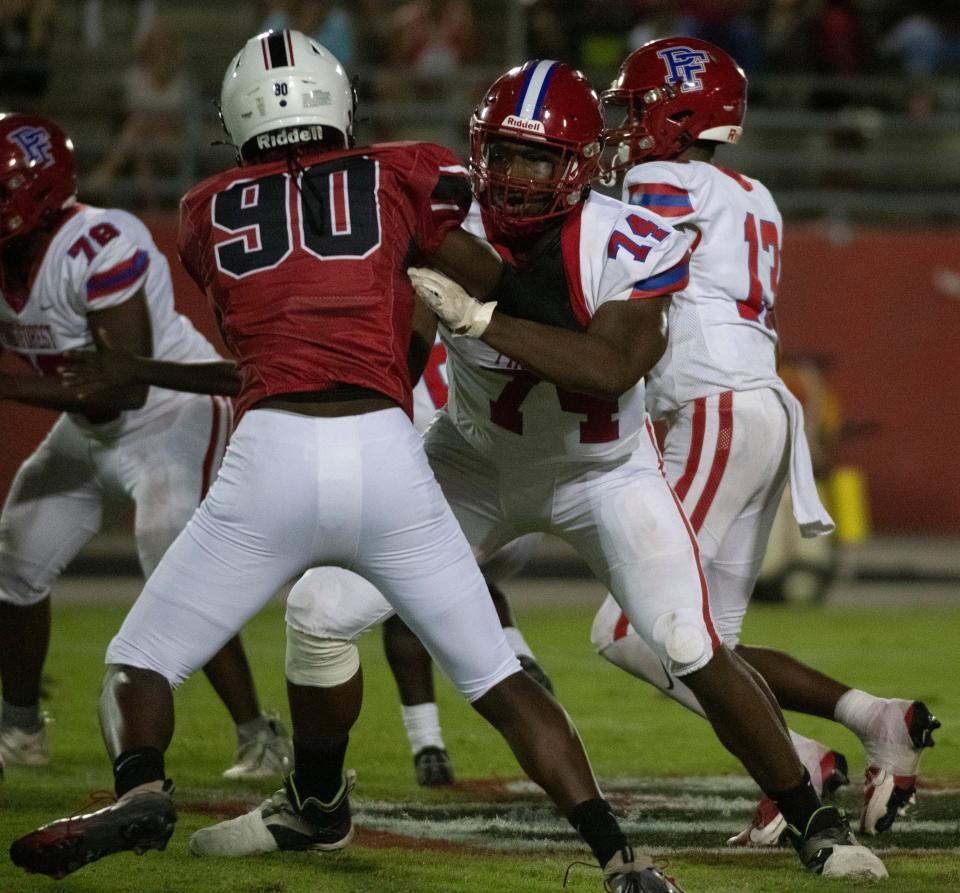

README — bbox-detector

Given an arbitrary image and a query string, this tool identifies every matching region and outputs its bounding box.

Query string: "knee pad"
[652,609,713,677]
[285,625,360,688]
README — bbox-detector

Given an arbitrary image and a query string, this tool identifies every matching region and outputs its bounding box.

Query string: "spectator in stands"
[0,0,54,111]
[389,0,474,79]
[627,0,681,52]
[259,1,356,67]
[86,19,189,208]
[761,0,816,73]
[675,0,764,71]
[81,0,155,49]
[525,0,575,62]
[878,5,960,79]
[814,0,865,75]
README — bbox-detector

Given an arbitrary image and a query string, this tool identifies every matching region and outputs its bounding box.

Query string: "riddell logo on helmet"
[502,116,546,135]
[256,124,325,150]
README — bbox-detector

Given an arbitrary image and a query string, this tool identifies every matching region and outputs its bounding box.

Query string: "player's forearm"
[128,358,241,396]
[480,313,664,400]
[0,372,147,413]
[431,227,504,298]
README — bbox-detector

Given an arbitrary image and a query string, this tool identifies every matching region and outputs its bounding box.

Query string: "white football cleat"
[727,748,848,847]
[859,699,939,835]
[0,718,50,767]
[726,794,785,847]
[786,806,887,879]
[222,715,293,780]
[191,771,355,856]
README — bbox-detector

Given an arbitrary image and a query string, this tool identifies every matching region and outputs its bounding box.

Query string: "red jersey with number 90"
[178,142,471,419]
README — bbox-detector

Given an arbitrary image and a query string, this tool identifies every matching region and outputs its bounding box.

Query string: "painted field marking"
[185,774,960,855]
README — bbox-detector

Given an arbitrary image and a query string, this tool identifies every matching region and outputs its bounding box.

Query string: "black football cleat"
[414,746,455,786]
[10,785,176,879]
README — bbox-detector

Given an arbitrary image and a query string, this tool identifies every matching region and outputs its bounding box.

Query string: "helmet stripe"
[515,60,558,121]
[267,31,290,69]
[260,36,270,69]
[285,30,295,65]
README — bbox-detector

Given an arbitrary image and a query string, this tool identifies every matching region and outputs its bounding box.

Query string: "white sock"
[503,626,534,660]
[400,702,445,754]
[834,688,884,740]
[789,730,827,790]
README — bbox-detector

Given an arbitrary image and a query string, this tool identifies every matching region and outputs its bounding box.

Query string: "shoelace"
[562,858,598,887]
[66,789,117,833]
[562,856,677,890]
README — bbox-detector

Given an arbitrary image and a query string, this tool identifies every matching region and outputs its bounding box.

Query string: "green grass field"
[1,584,957,892]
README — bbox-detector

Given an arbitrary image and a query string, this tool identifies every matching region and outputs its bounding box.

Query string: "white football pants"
[591,387,790,698]
[0,395,231,606]
[290,409,718,678]
[106,407,519,702]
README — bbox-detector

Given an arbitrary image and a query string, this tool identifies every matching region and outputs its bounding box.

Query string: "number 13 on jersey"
[740,211,779,322]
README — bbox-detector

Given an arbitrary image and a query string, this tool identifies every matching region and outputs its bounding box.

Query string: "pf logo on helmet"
[7,126,56,169]
[656,46,711,93]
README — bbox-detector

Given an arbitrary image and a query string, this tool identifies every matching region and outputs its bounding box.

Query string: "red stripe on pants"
[673,397,706,500]
[688,391,734,533]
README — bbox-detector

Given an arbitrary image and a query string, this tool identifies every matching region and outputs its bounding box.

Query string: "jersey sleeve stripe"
[86,250,150,300]
[629,195,693,217]
[628,183,693,217]
[629,182,689,197]
[629,255,689,299]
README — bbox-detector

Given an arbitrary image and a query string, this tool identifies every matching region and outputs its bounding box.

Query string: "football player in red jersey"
[0,112,289,782]
[10,34,664,893]
[591,36,938,846]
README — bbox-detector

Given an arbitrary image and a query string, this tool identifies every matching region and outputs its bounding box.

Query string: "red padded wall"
[3,218,959,532]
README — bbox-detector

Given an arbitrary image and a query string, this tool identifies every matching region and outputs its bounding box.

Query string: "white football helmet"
[220,29,355,161]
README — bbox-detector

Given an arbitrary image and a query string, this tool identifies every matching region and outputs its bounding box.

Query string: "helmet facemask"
[468,60,605,239]
[470,128,600,238]
[601,82,689,174]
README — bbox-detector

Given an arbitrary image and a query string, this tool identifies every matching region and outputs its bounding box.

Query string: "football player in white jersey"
[590,37,939,844]
[0,112,291,780]
[193,60,884,881]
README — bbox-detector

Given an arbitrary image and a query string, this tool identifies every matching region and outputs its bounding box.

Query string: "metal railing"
[70,70,960,221]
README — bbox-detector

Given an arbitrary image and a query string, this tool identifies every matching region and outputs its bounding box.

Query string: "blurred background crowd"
[1,0,958,218]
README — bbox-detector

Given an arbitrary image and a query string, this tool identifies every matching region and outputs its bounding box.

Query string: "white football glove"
[408,267,497,337]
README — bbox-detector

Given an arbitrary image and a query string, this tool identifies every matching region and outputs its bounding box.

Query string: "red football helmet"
[602,37,746,172]
[470,60,603,236]
[0,112,77,246]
